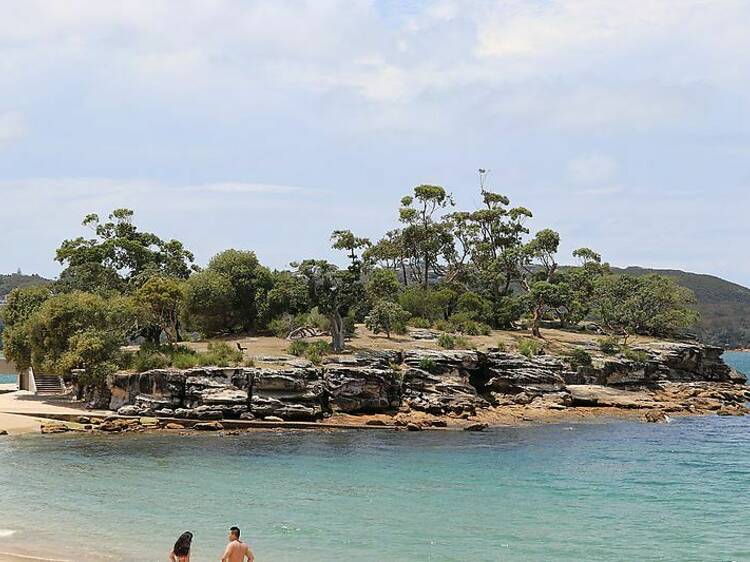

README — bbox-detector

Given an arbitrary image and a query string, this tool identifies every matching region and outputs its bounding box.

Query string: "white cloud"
[0,111,25,147]
[567,155,617,185]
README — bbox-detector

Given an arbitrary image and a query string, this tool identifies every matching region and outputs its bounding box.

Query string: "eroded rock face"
[640,342,745,383]
[401,367,487,415]
[251,367,323,420]
[323,365,400,413]
[403,349,483,376]
[99,341,745,421]
[483,353,567,405]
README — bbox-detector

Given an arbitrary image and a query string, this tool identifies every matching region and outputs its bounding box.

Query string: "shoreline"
[0,553,72,562]
[0,397,744,439]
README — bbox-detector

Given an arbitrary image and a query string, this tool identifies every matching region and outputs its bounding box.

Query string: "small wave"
[0,529,17,538]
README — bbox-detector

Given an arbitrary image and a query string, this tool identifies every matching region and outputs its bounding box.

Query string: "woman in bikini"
[169,531,193,562]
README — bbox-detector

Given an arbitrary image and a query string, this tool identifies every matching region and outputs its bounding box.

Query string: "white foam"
[0,529,17,538]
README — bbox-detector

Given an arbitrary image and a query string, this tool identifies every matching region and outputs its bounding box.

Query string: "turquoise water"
[0,356,747,561]
[0,374,16,385]
[724,350,750,376]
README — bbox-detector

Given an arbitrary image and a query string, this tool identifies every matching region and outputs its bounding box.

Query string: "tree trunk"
[330,312,346,352]
[530,306,544,338]
[401,261,408,287]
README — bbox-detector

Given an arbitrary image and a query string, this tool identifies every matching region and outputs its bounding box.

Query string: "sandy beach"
[0,554,72,562]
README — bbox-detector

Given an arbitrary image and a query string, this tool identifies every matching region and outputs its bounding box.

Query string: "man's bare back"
[221,539,253,562]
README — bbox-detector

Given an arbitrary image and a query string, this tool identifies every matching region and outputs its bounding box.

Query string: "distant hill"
[612,267,750,349]
[0,272,53,300]
[0,273,53,349]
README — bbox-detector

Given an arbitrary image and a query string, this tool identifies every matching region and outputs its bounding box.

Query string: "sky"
[1,0,749,284]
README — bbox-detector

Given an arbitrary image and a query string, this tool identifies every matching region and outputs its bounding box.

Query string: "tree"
[55,208,196,293]
[330,230,370,267]
[1,286,53,371]
[204,250,273,331]
[183,270,235,336]
[365,300,410,338]
[399,184,454,287]
[552,248,609,327]
[518,229,561,337]
[266,270,311,320]
[134,276,185,344]
[363,230,409,285]
[296,260,361,351]
[593,274,699,343]
[365,268,401,304]
[9,292,136,381]
[183,250,273,335]
[442,175,532,327]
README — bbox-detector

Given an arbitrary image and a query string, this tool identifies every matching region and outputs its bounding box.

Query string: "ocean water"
[0,374,17,385]
[0,356,747,561]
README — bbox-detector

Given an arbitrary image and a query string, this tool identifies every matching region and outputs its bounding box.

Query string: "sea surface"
[0,355,747,561]
[0,374,17,385]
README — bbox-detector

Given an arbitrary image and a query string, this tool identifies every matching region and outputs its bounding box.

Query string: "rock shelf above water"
[75,341,747,423]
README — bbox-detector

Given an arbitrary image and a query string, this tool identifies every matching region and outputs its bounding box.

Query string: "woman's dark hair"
[173,531,193,556]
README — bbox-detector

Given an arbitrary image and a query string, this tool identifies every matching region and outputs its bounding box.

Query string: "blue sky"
[1,1,749,284]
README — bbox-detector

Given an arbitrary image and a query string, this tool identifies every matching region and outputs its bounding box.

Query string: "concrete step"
[35,375,64,395]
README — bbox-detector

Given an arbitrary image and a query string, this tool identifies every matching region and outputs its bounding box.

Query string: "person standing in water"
[169,531,193,562]
[220,526,254,562]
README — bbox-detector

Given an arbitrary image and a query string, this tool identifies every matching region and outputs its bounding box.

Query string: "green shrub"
[243,358,256,368]
[517,338,543,358]
[288,340,309,357]
[304,341,331,365]
[133,350,170,372]
[433,319,449,332]
[495,341,508,352]
[621,347,650,363]
[307,307,330,332]
[408,317,432,329]
[201,341,243,367]
[599,337,620,355]
[446,312,491,336]
[172,352,200,369]
[419,357,437,373]
[287,340,330,364]
[268,315,297,338]
[454,335,471,349]
[437,333,456,349]
[568,348,592,369]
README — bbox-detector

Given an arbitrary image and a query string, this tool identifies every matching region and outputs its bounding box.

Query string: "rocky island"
[37,333,742,435]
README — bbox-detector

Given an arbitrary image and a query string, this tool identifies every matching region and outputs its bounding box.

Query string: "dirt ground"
[178,324,658,366]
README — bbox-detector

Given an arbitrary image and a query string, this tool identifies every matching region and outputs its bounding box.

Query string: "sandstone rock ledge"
[69,341,747,429]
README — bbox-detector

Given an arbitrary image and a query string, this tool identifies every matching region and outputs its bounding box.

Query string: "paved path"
[0,391,105,435]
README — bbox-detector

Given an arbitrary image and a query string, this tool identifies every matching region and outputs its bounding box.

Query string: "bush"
[307,307,330,332]
[365,300,410,338]
[172,352,200,369]
[495,341,508,352]
[456,291,491,322]
[446,312,491,336]
[408,317,432,329]
[288,340,309,357]
[304,340,330,365]
[568,348,592,369]
[437,333,455,349]
[419,357,437,373]
[599,337,620,355]
[268,314,305,338]
[454,335,471,349]
[517,338,543,358]
[201,342,243,367]
[621,347,650,363]
[287,340,330,364]
[133,350,170,372]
